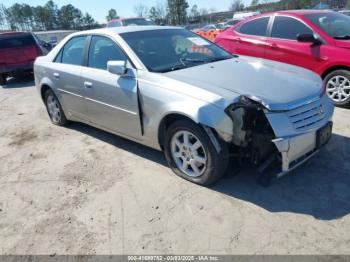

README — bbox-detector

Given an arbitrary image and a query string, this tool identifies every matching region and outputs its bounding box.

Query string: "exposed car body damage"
[34,26,334,185]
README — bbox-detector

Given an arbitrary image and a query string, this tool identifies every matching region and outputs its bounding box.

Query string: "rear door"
[51,36,88,120]
[228,16,270,58]
[81,35,141,138]
[264,15,325,71]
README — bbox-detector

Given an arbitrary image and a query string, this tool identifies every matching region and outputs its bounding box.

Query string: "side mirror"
[297,33,322,45]
[107,60,127,76]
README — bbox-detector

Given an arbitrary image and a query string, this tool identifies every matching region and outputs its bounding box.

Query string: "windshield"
[123,18,155,26]
[120,29,232,73]
[305,12,350,39]
[0,33,36,49]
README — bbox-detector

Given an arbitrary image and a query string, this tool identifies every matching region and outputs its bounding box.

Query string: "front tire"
[164,119,229,186]
[44,89,68,126]
[324,70,350,107]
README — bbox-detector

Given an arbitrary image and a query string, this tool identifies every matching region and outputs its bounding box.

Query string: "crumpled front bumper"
[264,94,334,178]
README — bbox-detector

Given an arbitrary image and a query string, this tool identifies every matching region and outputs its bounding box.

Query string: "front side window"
[271,16,313,40]
[61,36,87,66]
[120,29,232,73]
[88,36,127,70]
[236,17,270,36]
[305,12,350,39]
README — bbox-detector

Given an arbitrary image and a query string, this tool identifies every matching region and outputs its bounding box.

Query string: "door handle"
[84,81,93,88]
[53,72,60,79]
[234,38,242,43]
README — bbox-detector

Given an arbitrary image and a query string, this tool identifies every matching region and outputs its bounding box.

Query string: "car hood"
[164,56,323,111]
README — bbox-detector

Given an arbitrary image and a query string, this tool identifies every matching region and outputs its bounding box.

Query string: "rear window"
[123,18,155,26]
[0,34,36,49]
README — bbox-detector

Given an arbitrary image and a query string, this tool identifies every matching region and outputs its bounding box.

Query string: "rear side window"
[236,17,270,36]
[227,20,241,26]
[271,16,313,40]
[88,36,127,70]
[0,34,36,49]
[61,36,87,66]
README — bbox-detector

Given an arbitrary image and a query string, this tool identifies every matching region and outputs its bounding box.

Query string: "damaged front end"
[223,94,333,182]
[224,95,278,173]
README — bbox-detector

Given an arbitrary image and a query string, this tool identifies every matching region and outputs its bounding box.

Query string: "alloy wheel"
[326,75,350,103]
[46,94,61,123]
[170,130,207,178]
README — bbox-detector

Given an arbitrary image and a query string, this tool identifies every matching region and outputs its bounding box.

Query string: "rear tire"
[44,89,68,126]
[164,119,229,186]
[0,74,7,86]
[324,70,350,107]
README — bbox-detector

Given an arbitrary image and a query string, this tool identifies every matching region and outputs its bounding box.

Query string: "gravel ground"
[0,76,349,255]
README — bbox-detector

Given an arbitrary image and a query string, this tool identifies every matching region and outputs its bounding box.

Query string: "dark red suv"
[0,32,46,85]
[216,10,350,106]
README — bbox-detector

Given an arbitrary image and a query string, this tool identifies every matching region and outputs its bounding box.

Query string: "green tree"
[0,4,7,30]
[189,4,200,21]
[44,0,59,30]
[346,0,350,8]
[134,2,149,17]
[250,0,259,6]
[82,13,98,29]
[106,8,118,21]
[59,4,76,29]
[148,7,160,22]
[229,0,244,11]
[167,0,189,25]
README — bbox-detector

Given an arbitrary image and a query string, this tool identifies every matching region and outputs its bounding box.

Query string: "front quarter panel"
[137,72,234,149]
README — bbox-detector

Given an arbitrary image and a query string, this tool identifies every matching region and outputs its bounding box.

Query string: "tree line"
[0,1,99,31]
[1,0,349,32]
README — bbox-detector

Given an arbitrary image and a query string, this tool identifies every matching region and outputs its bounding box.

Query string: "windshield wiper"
[180,58,207,65]
[208,56,234,62]
[334,35,350,40]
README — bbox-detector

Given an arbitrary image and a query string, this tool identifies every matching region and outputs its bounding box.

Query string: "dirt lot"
[0,76,350,255]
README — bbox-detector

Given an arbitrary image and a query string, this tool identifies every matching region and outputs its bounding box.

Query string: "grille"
[287,99,326,131]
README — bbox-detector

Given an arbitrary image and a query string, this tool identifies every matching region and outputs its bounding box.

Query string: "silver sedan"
[34,26,334,185]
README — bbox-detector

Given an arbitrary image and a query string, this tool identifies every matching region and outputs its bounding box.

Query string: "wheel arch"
[157,113,198,150]
[321,65,350,79]
[40,84,52,102]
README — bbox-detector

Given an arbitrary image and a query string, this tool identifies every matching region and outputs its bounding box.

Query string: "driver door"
[81,35,141,139]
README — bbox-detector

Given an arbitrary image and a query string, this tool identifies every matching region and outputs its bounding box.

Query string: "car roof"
[257,9,335,18]
[71,26,181,37]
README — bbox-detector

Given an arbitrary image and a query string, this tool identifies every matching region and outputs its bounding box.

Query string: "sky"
[0,0,249,23]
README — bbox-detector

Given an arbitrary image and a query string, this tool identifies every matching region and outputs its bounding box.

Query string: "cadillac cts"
[34,26,334,185]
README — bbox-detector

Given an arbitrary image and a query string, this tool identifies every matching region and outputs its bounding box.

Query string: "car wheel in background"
[164,119,229,186]
[0,74,7,86]
[44,89,68,126]
[325,70,350,107]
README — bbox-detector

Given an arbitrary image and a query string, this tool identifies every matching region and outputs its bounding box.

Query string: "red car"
[0,32,47,86]
[215,10,350,106]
